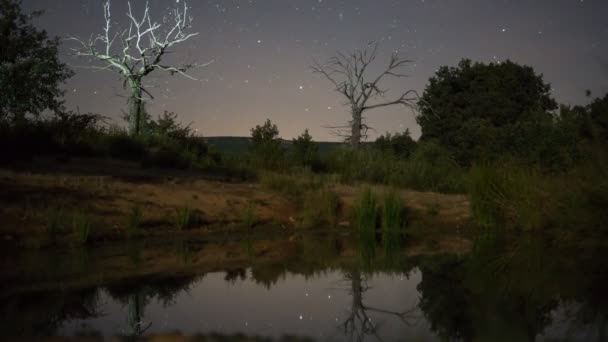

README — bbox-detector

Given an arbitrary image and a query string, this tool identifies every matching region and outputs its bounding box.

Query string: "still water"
[2,232,607,341]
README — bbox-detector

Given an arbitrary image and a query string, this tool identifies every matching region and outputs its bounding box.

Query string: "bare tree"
[313,43,418,148]
[69,1,211,135]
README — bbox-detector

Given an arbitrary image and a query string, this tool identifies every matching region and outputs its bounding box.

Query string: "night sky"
[22,0,608,141]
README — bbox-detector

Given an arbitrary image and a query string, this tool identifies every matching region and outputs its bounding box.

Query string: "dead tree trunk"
[350,109,362,149]
[128,78,144,136]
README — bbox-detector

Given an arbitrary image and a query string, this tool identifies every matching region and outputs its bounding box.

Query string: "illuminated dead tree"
[69,1,211,135]
[313,43,418,148]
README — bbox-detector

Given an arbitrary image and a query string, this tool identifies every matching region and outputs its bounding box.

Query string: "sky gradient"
[23,0,608,141]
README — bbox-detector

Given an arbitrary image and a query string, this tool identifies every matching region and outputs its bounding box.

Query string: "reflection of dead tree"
[341,270,420,341]
[313,42,418,148]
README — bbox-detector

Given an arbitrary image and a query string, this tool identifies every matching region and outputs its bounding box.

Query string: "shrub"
[249,119,286,169]
[291,129,319,167]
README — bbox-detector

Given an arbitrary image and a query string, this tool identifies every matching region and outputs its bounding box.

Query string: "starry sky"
[22,0,608,141]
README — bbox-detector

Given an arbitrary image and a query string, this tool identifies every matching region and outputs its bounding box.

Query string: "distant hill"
[205,136,346,156]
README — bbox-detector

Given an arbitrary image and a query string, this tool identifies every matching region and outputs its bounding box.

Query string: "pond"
[1,231,606,341]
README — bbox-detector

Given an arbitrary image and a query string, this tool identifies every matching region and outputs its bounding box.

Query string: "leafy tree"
[374,129,417,158]
[586,93,608,142]
[417,59,557,165]
[0,0,73,122]
[147,111,194,140]
[291,129,318,167]
[249,119,284,168]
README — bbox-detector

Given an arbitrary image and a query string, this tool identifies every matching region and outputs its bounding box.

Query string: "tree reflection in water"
[340,269,419,341]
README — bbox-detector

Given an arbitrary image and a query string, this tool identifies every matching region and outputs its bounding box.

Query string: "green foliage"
[468,162,553,231]
[249,119,285,169]
[381,190,408,234]
[353,188,379,267]
[126,205,143,238]
[259,170,326,202]
[417,59,557,166]
[374,129,417,159]
[0,0,73,122]
[301,188,340,228]
[146,111,194,140]
[240,201,258,228]
[291,129,319,168]
[175,206,195,230]
[72,210,92,245]
[352,188,378,233]
[324,142,465,193]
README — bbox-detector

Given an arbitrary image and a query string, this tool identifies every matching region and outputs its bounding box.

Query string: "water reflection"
[1,231,607,341]
[341,270,419,341]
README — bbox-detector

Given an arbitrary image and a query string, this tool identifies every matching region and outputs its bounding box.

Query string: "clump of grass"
[72,210,92,245]
[352,187,378,232]
[468,162,549,231]
[301,188,340,228]
[381,190,408,262]
[175,205,194,230]
[381,190,407,234]
[126,205,143,238]
[240,201,258,228]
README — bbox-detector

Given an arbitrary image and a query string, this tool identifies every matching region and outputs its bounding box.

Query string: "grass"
[468,162,549,231]
[381,190,407,233]
[301,188,341,228]
[352,187,378,233]
[126,205,143,238]
[323,143,466,193]
[72,209,92,245]
[175,205,195,230]
[381,190,408,264]
[240,201,258,228]
[259,169,327,203]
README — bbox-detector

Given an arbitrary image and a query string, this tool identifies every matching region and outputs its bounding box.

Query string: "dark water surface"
[2,232,607,341]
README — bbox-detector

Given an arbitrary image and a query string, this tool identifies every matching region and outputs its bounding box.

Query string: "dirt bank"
[0,158,471,248]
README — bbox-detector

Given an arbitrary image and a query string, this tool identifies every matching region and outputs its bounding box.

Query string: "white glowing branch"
[69,0,210,84]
